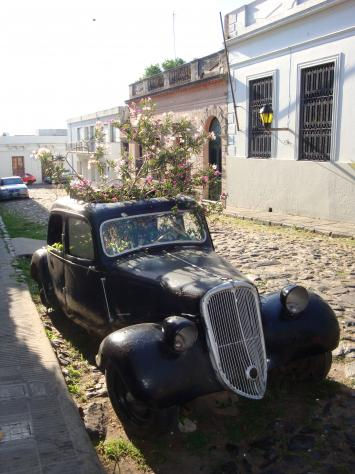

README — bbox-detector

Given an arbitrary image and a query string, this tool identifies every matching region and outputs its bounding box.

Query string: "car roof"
[50,195,200,224]
[1,176,22,179]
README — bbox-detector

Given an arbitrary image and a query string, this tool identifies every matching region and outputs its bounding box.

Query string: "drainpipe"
[220,11,240,132]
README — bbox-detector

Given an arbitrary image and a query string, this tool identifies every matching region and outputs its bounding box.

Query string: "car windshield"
[101,210,206,257]
[1,178,23,185]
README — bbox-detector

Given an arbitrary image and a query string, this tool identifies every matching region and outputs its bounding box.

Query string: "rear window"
[1,178,23,185]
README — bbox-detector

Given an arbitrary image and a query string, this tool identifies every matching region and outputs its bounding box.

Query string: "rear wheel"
[39,286,50,308]
[105,364,178,436]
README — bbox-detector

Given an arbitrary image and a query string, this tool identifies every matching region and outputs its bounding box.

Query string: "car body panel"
[31,196,340,408]
[0,176,29,200]
[21,173,36,185]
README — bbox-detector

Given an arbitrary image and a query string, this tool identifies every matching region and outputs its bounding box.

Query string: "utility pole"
[173,11,176,59]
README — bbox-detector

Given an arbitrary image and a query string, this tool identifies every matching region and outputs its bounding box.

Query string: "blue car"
[0,176,29,200]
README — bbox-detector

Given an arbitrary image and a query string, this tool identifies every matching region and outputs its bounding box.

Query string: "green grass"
[184,431,209,452]
[99,439,148,470]
[0,207,47,240]
[12,257,41,304]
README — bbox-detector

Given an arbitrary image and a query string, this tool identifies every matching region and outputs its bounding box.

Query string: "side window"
[67,217,94,260]
[47,214,63,252]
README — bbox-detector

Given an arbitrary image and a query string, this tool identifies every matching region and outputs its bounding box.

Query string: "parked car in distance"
[0,176,29,200]
[31,196,340,434]
[21,173,36,185]
[44,170,76,185]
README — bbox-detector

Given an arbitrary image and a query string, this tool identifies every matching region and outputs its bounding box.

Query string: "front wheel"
[278,352,333,382]
[105,364,178,436]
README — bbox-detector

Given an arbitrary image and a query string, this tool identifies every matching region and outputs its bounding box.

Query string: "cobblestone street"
[1,185,354,362]
[1,186,354,474]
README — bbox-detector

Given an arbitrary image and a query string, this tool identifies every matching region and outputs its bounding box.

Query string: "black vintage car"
[31,196,339,432]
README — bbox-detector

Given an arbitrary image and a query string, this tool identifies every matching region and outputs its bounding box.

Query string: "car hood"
[115,247,250,299]
[0,184,27,190]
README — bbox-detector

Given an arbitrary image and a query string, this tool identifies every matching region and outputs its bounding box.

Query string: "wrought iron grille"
[168,64,191,85]
[248,76,273,158]
[299,62,334,161]
[148,74,164,92]
[202,282,267,399]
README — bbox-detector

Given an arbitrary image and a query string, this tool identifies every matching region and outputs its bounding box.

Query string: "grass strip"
[0,206,47,240]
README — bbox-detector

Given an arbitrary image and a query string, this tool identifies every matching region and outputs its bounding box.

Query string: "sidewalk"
[225,206,355,239]
[0,234,103,473]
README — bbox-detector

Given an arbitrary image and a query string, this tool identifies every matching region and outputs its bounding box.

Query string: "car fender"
[96,322,221,408]
[31,248,53,300]
[261,291,340,369]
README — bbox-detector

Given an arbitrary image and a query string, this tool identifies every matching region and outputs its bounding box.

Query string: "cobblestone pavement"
[209,218,355,364]
[1,186,354,361]
[0,185,66,225]
[1,186,354,473]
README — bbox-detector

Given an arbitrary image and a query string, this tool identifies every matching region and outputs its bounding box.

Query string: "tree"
[33,99,222,207]
[142,64,162,78]
[161,58,185,71]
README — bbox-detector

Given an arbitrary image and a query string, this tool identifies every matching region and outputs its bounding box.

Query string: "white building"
[0,130,67,183]
[225,0,355,223]
[67,107,128,183]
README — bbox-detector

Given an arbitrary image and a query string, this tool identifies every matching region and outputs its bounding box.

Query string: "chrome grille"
[201,282,267,399]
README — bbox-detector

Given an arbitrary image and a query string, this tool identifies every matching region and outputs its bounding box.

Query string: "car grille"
[201,281,267,399]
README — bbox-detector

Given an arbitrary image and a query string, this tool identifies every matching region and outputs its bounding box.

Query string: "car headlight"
[163,316,198,353]
[280,284,309,316]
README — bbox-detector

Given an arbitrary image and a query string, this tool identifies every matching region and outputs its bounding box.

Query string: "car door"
[64,215,109,332]
[47,212,66,309]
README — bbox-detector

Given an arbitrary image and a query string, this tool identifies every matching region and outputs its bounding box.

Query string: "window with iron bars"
[248,76,273,158]
[299,62,334,161]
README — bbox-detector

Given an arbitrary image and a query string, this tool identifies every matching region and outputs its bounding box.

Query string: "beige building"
[127,51,228,200]
[67,107,128,184]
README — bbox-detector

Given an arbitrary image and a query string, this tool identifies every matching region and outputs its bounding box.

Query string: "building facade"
[128,51,228,200]
[67,107,128,183]
[225,0,355,223]
[0,130,67,183]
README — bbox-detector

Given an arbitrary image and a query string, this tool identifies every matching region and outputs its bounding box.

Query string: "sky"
[0,0,245,135]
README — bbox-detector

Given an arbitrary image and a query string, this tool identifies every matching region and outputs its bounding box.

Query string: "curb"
[224,211,355,240]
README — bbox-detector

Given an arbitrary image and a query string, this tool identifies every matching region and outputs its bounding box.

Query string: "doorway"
[208,118,222,201]
[12,156,25,176]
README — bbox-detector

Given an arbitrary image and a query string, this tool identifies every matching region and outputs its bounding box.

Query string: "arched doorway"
[208,117,222,201]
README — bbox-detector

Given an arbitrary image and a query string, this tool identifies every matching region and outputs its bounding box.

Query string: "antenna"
[173,11,176,59]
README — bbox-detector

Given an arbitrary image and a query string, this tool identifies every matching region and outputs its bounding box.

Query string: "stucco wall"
[226,0,355,222]
[227,159,355,222]
[130,78,228,196]
[0,137,67,183]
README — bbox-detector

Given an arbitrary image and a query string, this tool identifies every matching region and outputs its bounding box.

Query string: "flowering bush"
[34,98,223,207]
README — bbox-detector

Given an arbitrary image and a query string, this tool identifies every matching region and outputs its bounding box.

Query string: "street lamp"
[259,104,273,130]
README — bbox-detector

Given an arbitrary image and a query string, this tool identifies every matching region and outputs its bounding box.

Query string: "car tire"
[105,363,178,436]
[39,286,50,308]
[281,351,333,382]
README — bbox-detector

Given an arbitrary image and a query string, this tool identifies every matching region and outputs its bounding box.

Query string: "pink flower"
[214,170,221,177]
[202,176,209,184]
[145,175,153,185]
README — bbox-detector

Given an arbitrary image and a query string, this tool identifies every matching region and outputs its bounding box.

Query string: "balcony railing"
[129,51,226,99]
[168,64,191,85]
[66,140,96,153]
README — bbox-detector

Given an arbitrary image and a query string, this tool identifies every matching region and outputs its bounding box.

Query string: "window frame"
[294,54,341,162]
[99,210,207,258]
[47,212,64,254]
[245,70,277,159]
[65,214,95,263]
